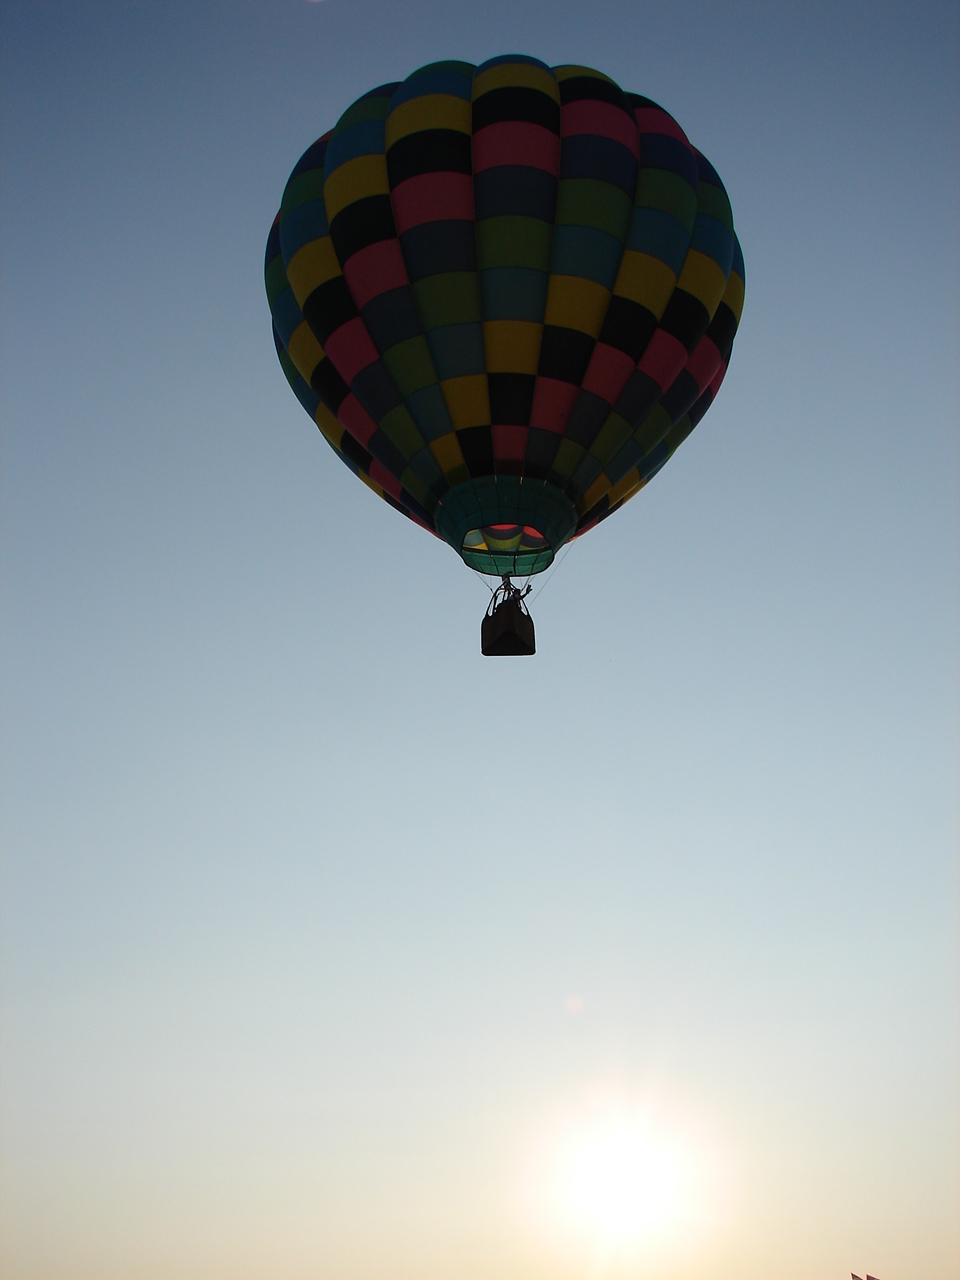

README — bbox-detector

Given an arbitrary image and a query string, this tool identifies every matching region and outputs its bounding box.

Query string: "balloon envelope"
[265,57,745,576]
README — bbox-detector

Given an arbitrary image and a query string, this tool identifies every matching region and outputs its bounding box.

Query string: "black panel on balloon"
[329,195,397,263]
[488,372,536,425]
[537,326,595,385]
[659,288,709,354]
[387,129,473,186]
[598,295,658,362]
[310,357,349,412]
[472,87,561,135]
[303,276,357,345]
[456,425,496,477]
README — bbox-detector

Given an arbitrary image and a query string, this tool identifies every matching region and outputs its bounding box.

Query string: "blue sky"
[1,2,958,1277]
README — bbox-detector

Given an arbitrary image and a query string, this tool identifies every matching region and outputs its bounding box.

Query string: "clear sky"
[1,2,958,1277]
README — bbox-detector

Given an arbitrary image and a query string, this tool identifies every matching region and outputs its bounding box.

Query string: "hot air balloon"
[265,56,744,653]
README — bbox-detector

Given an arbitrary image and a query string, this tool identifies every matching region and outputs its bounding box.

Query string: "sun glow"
[520,1083,730,1268]
[558,1111,683,1244]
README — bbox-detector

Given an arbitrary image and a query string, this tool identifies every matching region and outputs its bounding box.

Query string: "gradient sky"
[1,2,958,1277]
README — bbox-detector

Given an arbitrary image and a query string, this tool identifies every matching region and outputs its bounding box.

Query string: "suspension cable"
[530,540,574,604]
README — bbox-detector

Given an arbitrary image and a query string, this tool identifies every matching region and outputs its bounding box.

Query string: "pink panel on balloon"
[637,329,688,390]
[633,108,692,148]
[472,122,561,174]
[529,378,578,433]
[369,459,403,501]
[337,393,377,447]
[342,239,409,310]
[684,335,722,393]
[580,341,635,402]
[561,100,638,156]
[492,424,528,463]
[323,318,379,386]
[707,360,727,397]
[390,173,474,234]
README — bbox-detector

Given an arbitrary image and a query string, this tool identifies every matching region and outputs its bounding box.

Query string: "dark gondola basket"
[481,595,536,656]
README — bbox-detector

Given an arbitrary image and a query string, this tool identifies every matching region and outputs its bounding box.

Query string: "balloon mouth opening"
[435,476,579,576]
[461,524,554,576]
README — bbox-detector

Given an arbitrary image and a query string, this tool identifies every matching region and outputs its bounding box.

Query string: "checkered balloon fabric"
[265,57,745,576]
